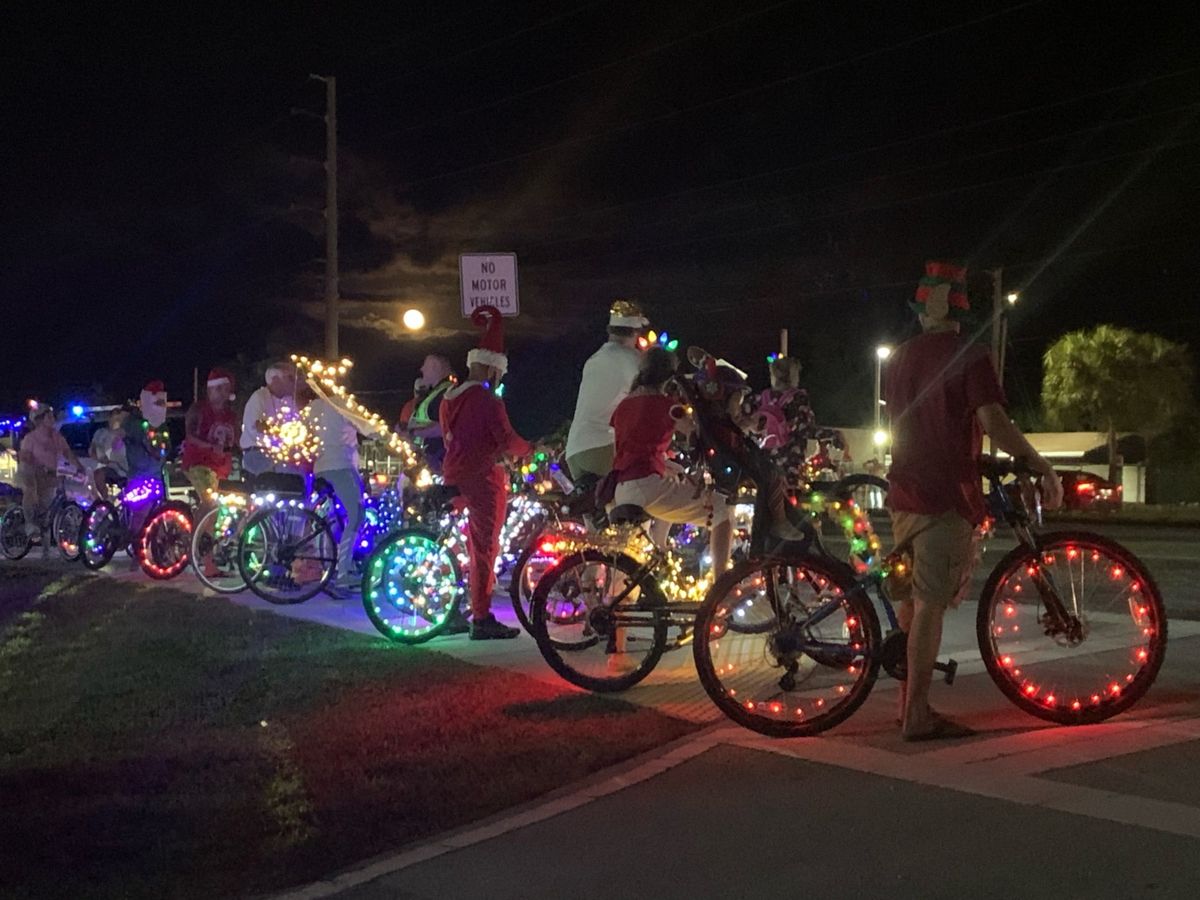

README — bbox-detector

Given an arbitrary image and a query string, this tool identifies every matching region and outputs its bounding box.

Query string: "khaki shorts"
[889,510,977,609]
[612,474,730,526]
[567,445,615,480]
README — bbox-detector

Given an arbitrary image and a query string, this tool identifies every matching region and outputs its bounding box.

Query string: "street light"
[873,344,892,434]
[1006,291,1019,305]
[402,308,426,331]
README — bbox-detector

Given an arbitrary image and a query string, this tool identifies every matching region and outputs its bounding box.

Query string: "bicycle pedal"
[935,658,958,686]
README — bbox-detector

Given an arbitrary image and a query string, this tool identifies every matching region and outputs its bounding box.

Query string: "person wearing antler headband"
[439,306,532,640]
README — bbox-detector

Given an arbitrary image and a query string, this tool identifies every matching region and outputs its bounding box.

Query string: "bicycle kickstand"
[933,658,958,686]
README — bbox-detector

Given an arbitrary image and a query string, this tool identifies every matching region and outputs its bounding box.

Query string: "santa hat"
[467,306,508,376]
[913,260,970,320]
[207,368,236,400]
[140,380,167,403]
[609,299,648,329]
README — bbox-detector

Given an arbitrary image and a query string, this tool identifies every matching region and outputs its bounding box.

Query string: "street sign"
[460,252,519,317]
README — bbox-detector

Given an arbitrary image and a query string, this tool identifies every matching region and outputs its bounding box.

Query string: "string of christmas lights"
[257,405,323,466]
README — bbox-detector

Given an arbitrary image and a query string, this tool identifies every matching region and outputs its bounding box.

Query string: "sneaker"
[470,614,519,641]
[443,609,471,635]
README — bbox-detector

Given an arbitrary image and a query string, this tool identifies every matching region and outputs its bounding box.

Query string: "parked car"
[1057,470,1122,511]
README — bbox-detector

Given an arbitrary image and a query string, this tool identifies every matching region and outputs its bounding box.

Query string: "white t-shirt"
[565,341,641,458]
[309,398,361,473]
[240,386,296,450]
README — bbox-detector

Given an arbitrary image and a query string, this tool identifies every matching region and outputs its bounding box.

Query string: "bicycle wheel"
[694,555,881,737]
[136,502,193,580]
[1,507,31,560]
[839,474,888,515]
[361,528,465,644]
[238,505,336,604]
[977,530,1167,725]
[52,500,85,561]
[530,549,669,693]
[509,519,587,632]
[80,501,121,570]
[190,504,249,593]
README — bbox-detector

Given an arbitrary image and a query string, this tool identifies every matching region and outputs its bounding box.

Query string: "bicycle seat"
[216,478,250,495]
[608,504,649,526]
[251,472,307,496]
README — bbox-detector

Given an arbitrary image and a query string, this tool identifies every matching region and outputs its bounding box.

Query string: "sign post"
[460,253,519,317]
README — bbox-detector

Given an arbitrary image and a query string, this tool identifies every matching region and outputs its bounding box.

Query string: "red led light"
[1001,655,1013,667]
[1071,700,1082,711]
[1024,684,1037,696]
[1110,566,1124,580]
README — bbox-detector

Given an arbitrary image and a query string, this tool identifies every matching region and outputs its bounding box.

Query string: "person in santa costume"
[182,369,240,573]
[439,306,531,640]
[126,380,171,472]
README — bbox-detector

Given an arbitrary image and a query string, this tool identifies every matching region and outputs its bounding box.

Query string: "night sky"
[4,0,1199,435]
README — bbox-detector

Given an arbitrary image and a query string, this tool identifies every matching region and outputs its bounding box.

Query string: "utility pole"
[310,74,339,360]
[987,267,1003,455]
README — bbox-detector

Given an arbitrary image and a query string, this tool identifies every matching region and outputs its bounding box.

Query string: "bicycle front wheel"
[136,502,193,580]
[190,504,249,593]
[238,505,336,604]
[530,549,668,693]
[52,501,85,561]
[1,507,32,560]
[361,528,465,643]
[694,556,880,737]
[978,530,1167,725]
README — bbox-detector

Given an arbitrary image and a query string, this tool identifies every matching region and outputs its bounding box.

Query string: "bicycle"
[0,470,95,562]
[80,471,193,577]
[691,456,1167,737]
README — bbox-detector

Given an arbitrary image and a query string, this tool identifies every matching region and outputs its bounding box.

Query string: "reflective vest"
[409,379,453,430]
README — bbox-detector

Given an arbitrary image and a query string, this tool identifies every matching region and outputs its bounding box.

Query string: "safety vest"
[409,378,453,429]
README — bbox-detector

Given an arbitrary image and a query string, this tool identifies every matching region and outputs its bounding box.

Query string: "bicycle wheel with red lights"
[509,519,588,632]
[977,531,1166,725]
[693,555,881,737]
[530,549,668,693]
[136,502,193,580]
[361,527,465,643]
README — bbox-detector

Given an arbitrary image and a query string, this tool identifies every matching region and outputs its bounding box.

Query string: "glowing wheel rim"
[978,532,1167,724]
[362,529,464,643]
[138,507,192,579]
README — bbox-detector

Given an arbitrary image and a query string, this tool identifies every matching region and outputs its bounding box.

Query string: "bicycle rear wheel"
[509,519,587,632]
[238,505,336,604]
[1,507,32,560]
[693,555,880,737]
[361,528,465,643]
[530,549,668,693]
[136,502,193,580]
[190,505,249,593]
[52,501,85,561]
[977,530,1167,725]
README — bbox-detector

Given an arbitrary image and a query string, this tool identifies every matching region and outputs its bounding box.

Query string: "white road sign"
[460,253,519,317]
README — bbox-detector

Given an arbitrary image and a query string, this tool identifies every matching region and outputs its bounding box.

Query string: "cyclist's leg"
[320,467,363,585]
[22,468,54,536]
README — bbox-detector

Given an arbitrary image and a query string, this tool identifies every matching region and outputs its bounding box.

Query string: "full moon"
[403,308,426,331]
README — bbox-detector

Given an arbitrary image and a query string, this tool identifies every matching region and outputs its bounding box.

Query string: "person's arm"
[489,398,532,460]
[55,431,83,471]
[976,403,1063,509]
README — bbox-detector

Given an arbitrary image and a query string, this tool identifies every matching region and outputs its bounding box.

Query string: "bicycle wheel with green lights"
[362,527,465,644]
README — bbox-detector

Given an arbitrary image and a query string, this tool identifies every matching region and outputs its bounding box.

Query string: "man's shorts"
[185,465,219,500]
[889,510,977,609]
[566,445,614,481]
[612,474,730,526]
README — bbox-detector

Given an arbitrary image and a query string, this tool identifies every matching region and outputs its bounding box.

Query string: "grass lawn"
[0,566,699,899]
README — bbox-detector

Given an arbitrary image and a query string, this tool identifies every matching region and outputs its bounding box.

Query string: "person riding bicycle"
[886,260,1062,741]
[405,354,456,475]
[609,347,734,575]
[439,306,532,640]
[240,362,297,477]
[87,407,130,495]
[564,300,647,482]
[746,355,815,486]
[182,368,240,576]
[17,406,84,543]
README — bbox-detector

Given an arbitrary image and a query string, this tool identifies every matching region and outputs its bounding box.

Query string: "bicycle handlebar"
[977,455,1037,480]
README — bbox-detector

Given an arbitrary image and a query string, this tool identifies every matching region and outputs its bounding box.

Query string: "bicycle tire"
[190,505,249,594]
[530,549,669,693]
[136,501,193,580]
[361,527,465,644]
[238,505,336,604]
[80,501,121,570]
[694,555,881,737]
[52,501,85,561]
[977,530,1167,725]
[1,507,31,560]
[508,519,586,633]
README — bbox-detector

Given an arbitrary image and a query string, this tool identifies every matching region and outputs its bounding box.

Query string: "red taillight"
[1075,482,1095,495]
[539,541,557,554]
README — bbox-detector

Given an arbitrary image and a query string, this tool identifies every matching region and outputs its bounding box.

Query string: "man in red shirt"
[886,261,1062,740]
[440,306,532,640]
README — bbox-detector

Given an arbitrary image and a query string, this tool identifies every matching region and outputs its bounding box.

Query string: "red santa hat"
[466,306,508,376]
[139,380,168,426]
[207,368,236,399]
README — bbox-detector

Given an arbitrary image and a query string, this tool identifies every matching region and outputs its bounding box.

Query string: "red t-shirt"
[181,401,239,478]
[885,331,1006,524]
[611,394,679,484]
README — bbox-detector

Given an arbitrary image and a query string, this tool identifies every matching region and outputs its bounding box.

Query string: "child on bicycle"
[17,406,84,540]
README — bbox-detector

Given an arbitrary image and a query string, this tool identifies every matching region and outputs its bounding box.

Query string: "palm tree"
[1042,325,1193,482]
